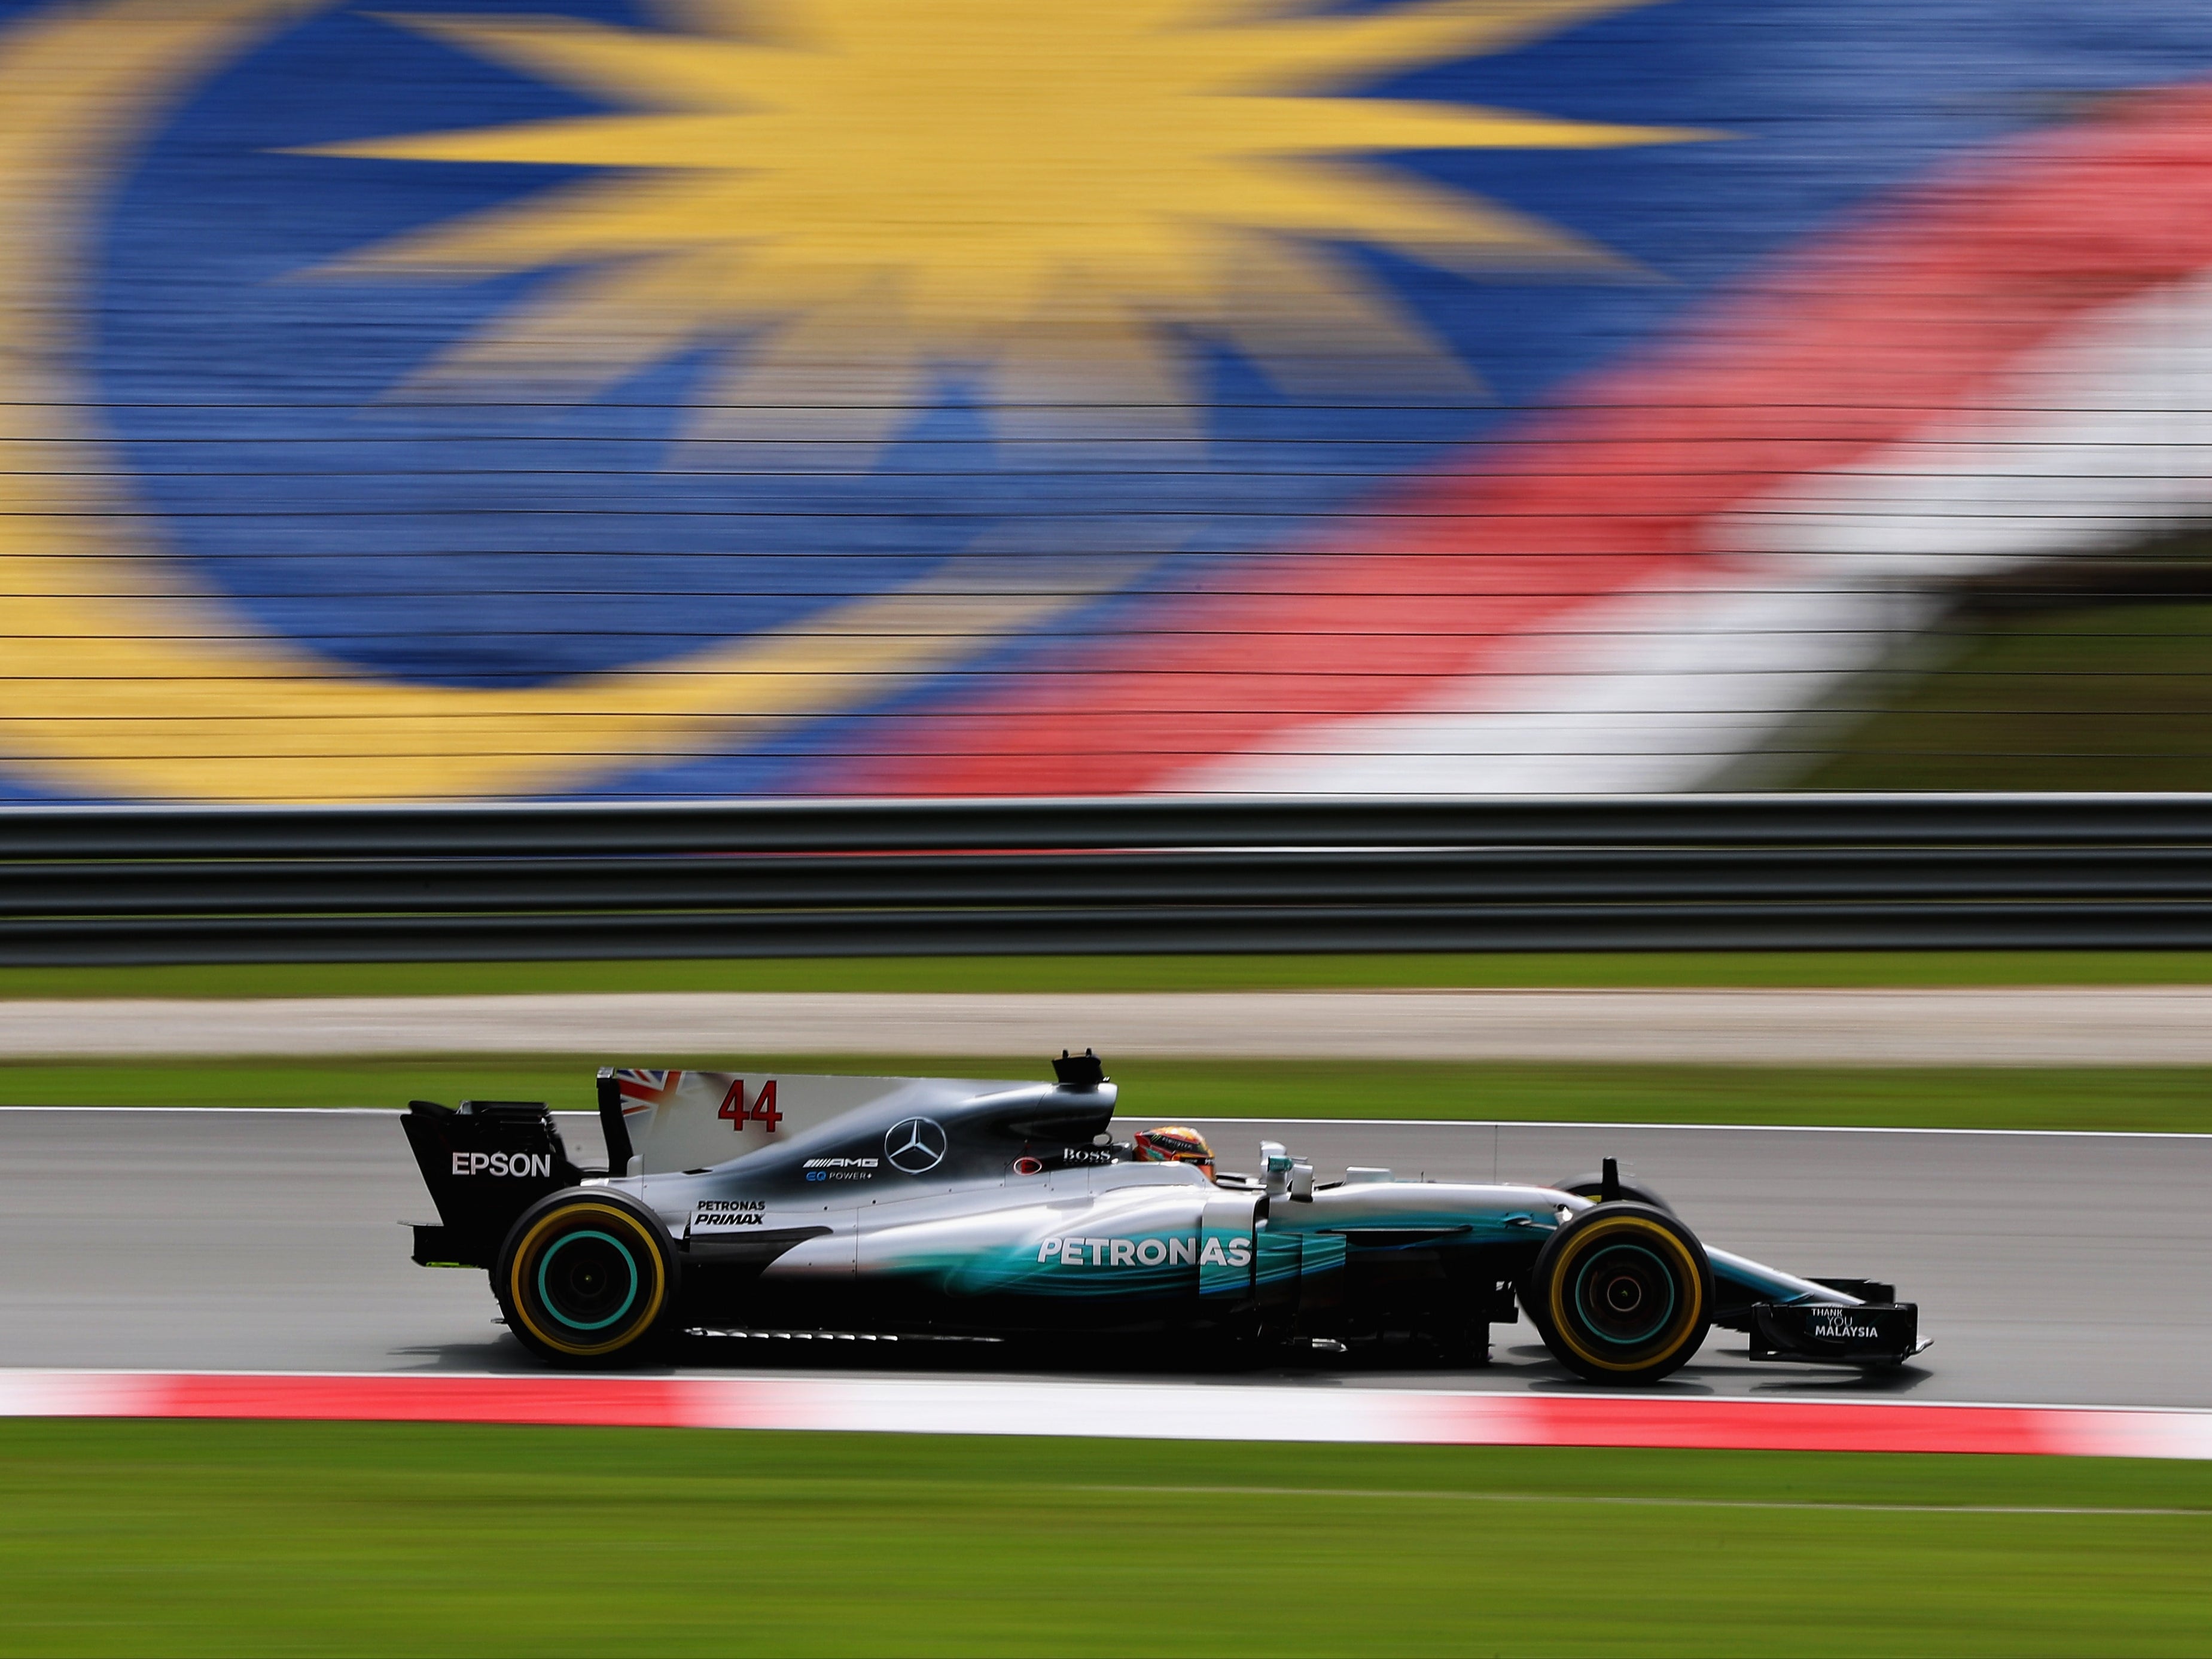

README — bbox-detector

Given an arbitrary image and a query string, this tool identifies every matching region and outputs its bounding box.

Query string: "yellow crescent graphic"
[0,0,1101,802]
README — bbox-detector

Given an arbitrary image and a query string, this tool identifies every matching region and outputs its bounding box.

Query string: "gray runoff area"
[24,989,2212,1065]
[2,1106,2204,1408]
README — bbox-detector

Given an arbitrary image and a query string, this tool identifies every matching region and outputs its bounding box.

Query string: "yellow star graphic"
[306,0,1714,452]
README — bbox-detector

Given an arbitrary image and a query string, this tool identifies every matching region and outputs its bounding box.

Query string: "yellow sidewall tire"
[1531,1204,1712,1385]
[498,1194,674,1366]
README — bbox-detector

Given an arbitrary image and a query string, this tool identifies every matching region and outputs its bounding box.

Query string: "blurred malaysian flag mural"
[5,0,2212,801]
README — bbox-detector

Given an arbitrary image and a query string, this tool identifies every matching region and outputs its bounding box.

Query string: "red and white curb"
[2,1371,2209,1459]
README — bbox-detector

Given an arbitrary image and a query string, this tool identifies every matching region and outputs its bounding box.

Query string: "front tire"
[1527,1202,1711,1386]
[495,1190,678,1368]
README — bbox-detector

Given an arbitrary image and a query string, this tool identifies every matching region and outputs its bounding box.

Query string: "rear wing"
[595,1067,1029,1176]
[401,1099,588,1268]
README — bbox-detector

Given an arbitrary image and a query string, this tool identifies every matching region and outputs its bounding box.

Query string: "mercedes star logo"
[884,1115,948,1175]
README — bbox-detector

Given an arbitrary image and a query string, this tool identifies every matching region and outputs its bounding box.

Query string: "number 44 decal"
[716,1079,783,1133]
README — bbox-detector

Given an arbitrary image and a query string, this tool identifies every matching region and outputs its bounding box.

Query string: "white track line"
[0,1103,2204,1140]
[1128,1117,2212,1140]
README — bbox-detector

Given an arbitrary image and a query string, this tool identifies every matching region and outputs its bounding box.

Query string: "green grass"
[14,950,2212,999]
[1,1419,2207,1655]
[12,1054,2212,1132]
[1797,599,2212,791]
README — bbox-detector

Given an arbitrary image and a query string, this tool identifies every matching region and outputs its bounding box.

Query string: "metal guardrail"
[7,794,2212,962]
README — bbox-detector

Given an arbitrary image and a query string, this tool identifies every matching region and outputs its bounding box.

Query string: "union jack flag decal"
[614,1069,684,1117]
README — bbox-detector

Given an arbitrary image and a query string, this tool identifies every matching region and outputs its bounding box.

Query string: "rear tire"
[495,1190,678,1368]
[1527,1202,1711,1386]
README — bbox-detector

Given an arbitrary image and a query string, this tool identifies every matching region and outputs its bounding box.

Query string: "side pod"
[401,1100,590,1267]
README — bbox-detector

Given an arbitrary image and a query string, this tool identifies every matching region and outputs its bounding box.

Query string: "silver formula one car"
[402,1053,1924,1383]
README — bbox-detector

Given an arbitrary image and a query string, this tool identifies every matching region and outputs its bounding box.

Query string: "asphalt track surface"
[5,1107,2204,1409]
[19,987,2212,1063]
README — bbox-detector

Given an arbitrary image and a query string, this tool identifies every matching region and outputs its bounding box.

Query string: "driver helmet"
[1132,1125,1215,1181]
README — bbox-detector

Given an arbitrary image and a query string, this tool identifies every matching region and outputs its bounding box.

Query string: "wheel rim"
[536,1229,641,1332]
[1571,1243,1676,1346]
